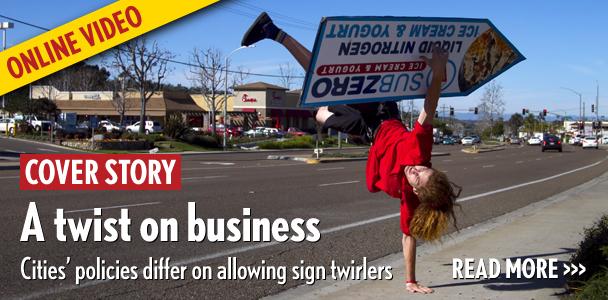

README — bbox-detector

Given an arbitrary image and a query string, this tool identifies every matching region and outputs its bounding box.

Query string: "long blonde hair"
[410,169,461,241]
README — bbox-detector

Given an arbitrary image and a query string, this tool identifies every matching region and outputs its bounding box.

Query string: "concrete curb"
[0,161,19,170]
[156,147,371,156]
[461,147,506,154]
[0,136,86,152]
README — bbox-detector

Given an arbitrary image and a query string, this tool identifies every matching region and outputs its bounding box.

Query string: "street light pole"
[1,22,14,115]
[561,87,583,135]
[223,45,254,150]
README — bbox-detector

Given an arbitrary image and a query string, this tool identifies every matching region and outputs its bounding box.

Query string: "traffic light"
[450,107,454,116]
[522,108,526,115]
[543,109,547,116]
[474,107,478,114]
[592,104,595,113]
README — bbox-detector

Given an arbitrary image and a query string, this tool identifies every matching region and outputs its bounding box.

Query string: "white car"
[461,136,475,145]
[0,118,16,136]
[126,121,162,134]
[527,137,542,145]
[582,137,599,149]
[263,128,280,136]
[602,136,608,145]
[98,120,124,132]
[244,127,266,137]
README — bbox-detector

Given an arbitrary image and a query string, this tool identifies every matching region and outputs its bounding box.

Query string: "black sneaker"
[241,12,284,46]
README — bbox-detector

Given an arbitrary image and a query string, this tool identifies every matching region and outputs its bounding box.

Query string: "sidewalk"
[268,171,608,300]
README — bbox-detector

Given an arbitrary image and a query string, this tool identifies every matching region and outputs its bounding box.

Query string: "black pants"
[323,102,400,141]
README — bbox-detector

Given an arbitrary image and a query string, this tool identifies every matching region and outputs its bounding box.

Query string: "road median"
[267,152,451,164]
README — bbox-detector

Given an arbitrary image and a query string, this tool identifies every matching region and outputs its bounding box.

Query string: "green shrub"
[259,136,313,149]
[568,215,608,287]
[120,132,140,141]
[164,114,190,139]
[576,267,608,299]
[180,133,220,148]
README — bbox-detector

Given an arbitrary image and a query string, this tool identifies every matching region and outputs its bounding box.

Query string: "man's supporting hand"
[417,46,449,125]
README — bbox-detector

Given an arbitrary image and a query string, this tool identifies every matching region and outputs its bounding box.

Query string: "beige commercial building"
[31,86,206,127]
[31,82,315,131]
[232,82,315,130]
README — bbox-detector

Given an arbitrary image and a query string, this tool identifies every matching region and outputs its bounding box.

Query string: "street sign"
[90,116,99,128]
[300,16,525,107]
[314,148,324,154]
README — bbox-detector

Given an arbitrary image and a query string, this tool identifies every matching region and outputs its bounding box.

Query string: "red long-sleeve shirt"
[366,119,434,235]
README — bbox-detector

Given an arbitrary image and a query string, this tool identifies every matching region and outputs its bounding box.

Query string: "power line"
[231,0,318,28]
[219,4,316,31]
[0,14,305,79]
[0,14,49,31]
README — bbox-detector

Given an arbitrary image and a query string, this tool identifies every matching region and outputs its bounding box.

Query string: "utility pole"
[596,82,600,137]
[223,45,254,150]
[583,102,586,135]
[409,100,414,129]
[561,87,583,136]
[1,22,14,116]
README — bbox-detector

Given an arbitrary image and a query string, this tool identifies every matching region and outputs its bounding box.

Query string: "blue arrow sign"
[300,16,525,107]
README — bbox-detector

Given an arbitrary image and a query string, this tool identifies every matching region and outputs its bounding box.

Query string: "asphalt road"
[0,137,607,299]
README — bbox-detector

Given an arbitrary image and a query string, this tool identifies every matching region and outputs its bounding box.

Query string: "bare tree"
[231,65,250,91]
[278,62,297,90]
[111,73,134,126]
[112,38,173,133]
[188,48,227,134]
[478,81,505,137]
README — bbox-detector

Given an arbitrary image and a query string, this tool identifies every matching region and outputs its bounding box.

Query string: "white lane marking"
[482,165,495,168]
[317,167,345,171]
[64,202,162,214]
[3,149,22,153]
[516,161,524,164]
[37,148,58,153]
[183,163,303,171]
[18,159,607,299]
[442,159,453,162]
[0,176,19,179]
[319,180,359,187]
[473,157,480,160]
[536,158,542,161]
[200,162,235,166]
[182,175,228,180]
[457,159,605,203]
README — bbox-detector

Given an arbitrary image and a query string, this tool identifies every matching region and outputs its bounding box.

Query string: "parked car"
[262,127,284,137]
[287,127,308,136]
[442,136,455,145]
[541,135,562,152]
[582,136,599,149]
[602,136,608,145]
[0,118,17,136]
[126,121,162,134]
[26,116,52,132]
[244,127,266,137]
[98,120,124,132]
[510,137,522,145]
[527,137,542,145]
[461,136,476,145]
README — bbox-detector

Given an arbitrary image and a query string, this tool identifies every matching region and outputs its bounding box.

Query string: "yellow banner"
[0,0,220,95]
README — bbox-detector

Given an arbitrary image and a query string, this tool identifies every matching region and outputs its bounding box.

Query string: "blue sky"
[2,0,607,117]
